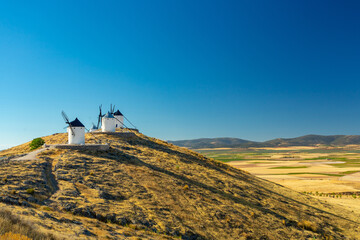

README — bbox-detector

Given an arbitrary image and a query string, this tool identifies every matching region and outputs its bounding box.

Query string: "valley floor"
[198,145,360,215]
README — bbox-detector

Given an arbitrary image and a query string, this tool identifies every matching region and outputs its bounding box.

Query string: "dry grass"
[297,220,318,232]
[0,131,359,239]
[0,209,56,240]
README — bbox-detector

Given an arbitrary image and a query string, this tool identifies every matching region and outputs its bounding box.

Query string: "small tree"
[29,138,45,150]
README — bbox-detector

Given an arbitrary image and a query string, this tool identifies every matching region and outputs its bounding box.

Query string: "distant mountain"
[168,135,360,149]
[168,137,258,149]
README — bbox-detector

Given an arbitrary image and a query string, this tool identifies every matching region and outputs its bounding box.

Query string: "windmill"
[113,109,124,128]
[96,105,103,129]
[62,111,75,136]
[61,111,85,144]
[110,104,116,115]
[101,111,116,132]
[89,122,98,132]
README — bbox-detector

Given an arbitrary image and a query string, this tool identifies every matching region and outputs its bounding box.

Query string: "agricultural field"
[198,145,360,213]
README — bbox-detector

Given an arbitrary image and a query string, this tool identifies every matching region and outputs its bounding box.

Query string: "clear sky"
[1,0,360,149]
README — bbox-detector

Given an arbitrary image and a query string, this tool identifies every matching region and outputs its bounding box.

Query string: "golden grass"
[0,209,56,239]
[0,232,31,240]
[297,220,318,232]
[0,132,360,239]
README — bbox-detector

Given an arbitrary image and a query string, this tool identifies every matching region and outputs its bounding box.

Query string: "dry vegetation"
[0,132,359,239]
[0,209,55,240]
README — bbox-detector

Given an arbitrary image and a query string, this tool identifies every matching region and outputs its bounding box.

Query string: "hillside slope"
[0,131,359,239]
[169,134,360,149]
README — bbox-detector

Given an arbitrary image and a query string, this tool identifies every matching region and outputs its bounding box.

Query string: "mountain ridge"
[168,134,360,149]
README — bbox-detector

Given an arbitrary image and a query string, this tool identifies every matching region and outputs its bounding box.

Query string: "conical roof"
[69,118,85,127]
[103,112,114,118]
[91,124,98,130]
[113,110,123,116]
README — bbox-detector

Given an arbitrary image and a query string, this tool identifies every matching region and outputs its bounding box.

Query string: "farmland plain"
[198,145,360,213]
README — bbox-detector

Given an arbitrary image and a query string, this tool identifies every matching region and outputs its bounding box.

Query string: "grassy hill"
[169,135,360,149]
[0,131,359,239]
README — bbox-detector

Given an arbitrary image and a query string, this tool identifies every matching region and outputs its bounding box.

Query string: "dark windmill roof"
[103,112,114,118]
[69,118,85,127]
[113,110,123,116]
[91,124,98,129]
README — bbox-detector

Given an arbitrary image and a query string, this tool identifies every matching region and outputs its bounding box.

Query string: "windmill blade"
[97,105,102,129]
[112,105,115,113]
[97,116,100,129]
[61,111,70,123]
[110,104,113,114]
[68,125,75,136]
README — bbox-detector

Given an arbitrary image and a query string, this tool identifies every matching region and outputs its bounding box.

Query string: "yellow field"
[198,145,360,214]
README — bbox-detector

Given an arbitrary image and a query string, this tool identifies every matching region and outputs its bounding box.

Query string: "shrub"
[29,138,45,150]
[297,220,318,232]
[183,185,189,191]
[41,206,53,211]
[26,188,35,195]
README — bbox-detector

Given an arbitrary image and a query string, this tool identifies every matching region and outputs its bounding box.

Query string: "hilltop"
[0,131,359,239]
[169,135,360,149]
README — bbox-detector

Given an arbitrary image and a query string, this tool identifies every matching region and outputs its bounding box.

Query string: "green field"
[197,147,360,168]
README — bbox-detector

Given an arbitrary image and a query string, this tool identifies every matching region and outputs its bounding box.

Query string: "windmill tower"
[113,110,123,128]
[101,111,116,132]
[90,123,98,132]
[62,111,85,144]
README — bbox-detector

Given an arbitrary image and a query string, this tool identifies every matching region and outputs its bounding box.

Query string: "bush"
[29,138,45,150]
[26,188,35,195]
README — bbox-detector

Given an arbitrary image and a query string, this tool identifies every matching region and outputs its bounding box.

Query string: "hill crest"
[0,131,359,239]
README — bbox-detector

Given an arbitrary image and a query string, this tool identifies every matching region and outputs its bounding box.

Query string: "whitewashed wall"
[114,115,123,128]
[68,127,85,144]
[102,117,116,132]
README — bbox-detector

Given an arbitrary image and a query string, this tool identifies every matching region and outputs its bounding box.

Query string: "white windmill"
[89,123,98,132]
[62,111,85,144]
[113,110,124,128]
[101,111,116,132]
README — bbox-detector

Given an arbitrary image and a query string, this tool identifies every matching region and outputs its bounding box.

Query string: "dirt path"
[12,148,46,161]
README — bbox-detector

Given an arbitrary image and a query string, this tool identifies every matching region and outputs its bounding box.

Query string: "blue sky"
[1,0,360,149]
